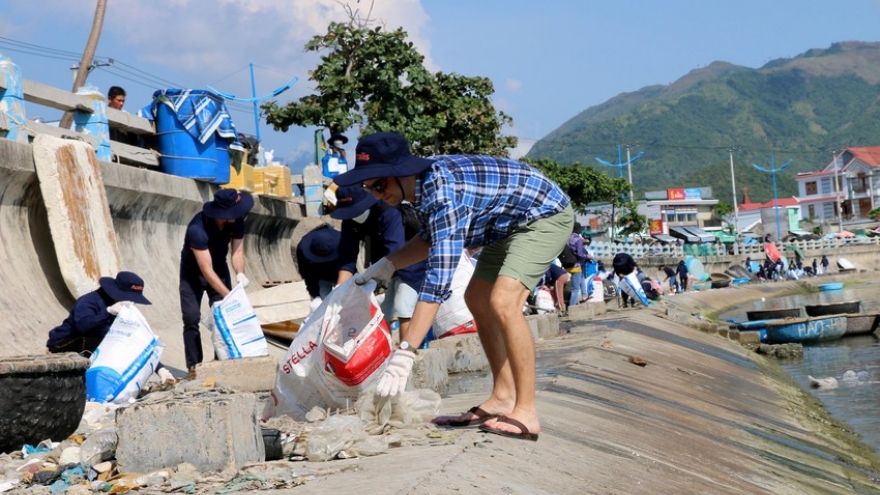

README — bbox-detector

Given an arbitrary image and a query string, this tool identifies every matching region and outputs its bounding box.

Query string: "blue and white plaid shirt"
[413,155,570,303]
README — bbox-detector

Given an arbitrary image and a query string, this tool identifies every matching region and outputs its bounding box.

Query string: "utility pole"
[831,150,844,232]
[729,148,740,250]
[59,0,108,130]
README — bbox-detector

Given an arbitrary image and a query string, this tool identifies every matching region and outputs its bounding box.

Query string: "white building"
[795,147,880,223]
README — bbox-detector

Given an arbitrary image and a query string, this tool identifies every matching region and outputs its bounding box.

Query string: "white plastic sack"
[212,283,268,360]
[533,286,556,314]
[618,272,649,307]
[433,252,478,338]
[85,305,164,404]
[264,279,392,421]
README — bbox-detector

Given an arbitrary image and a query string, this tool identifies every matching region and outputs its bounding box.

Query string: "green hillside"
[526,41,880,203]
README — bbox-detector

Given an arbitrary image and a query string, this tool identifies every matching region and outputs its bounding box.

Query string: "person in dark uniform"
[331,185,427,341]
[536,263,570,315]
[296,225,342,313]
[179,189,253,380]
[658,264,679,294]
[47,271,174,382]
[676,259,689,292]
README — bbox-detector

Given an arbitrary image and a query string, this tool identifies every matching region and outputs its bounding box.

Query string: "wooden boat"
[845,313,880,336]
[818,282,844,292]
[746,308,801,321]
[709,272,731,289]
[763,315,847,344]
[805,300,860,317]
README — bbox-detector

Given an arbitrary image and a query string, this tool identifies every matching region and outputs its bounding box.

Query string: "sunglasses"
[361,177,389,193]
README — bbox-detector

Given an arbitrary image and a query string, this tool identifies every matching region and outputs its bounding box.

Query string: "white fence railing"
[588,236,880,261]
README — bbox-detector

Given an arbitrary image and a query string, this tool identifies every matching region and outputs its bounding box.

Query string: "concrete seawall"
[0,138,323,370]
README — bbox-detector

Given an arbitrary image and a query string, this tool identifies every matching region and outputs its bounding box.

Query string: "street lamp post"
[753,154,793,242]
[596,145,644,202]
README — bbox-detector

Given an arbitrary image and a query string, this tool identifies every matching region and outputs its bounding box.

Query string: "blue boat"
[819,282,844,292]
[763,315,847,344]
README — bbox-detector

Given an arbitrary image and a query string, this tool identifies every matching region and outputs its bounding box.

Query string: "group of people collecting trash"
[46,130,670,442]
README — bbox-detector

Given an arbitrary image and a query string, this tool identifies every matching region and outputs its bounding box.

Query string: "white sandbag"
[85,305,164,404]
[264,280,392,421]
[212,283,268,360]
[433,252,478,338]
[618,272,649,307]
[533,286,556,314]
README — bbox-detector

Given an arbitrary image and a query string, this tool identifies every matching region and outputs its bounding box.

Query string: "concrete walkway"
[241,275,880,494]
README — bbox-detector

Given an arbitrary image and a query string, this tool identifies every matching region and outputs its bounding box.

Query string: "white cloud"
[505,78,522,92]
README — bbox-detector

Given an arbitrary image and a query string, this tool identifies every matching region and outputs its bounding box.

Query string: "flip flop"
[433,406,497,428]
[479,416,539,442]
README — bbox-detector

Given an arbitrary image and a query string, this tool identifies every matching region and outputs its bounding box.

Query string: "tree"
[262,16,515,155]
[525,158,644,238]
[524,158,630,211]
[715,200,735,233]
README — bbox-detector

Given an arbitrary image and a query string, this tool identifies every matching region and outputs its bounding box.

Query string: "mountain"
[526,41,880,203]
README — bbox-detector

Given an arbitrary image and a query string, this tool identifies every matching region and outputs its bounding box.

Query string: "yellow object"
[255,165,292,198]
[222,163,255,192]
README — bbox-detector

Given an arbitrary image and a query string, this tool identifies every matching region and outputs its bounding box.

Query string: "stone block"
[410,348,448,393]
[195,356,278,392]
[427,333,489,373]
[115,391,264,475]
[526,313,559,340]
[568,301,606,319]
[737,331,762,345]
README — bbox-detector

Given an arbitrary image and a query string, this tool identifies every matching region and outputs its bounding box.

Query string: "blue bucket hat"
[300,227,341,263]
[612,253,636,276]
[99,271,151,305]
[330,185,379,220]
[332,132,434,186]
[203,189,254,220]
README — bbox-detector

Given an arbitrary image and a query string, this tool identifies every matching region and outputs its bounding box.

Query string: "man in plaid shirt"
[334,132,572,442]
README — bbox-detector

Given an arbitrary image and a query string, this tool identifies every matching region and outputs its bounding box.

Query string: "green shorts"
[473,205,574,290]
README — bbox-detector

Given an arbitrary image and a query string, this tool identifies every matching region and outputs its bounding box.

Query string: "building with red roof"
[795,147,880,225]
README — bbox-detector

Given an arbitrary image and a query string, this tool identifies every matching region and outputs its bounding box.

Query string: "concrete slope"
[265,308,880,495]
[0,138,326,372]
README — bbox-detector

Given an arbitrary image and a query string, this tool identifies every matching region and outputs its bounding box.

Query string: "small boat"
[763,315,847,344]
[818,282,844,292]
[845,313,880,336]
[805,300,860,317]
[709,273,731,289]
[746,308,801,321]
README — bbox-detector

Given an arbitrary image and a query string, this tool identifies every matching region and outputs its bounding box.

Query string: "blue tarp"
[139,89,237,144]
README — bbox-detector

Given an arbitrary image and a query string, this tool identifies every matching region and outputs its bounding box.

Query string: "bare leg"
[433,277,517,424]
[480,275,541,435]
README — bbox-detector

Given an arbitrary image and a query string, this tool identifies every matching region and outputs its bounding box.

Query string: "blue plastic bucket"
[212,137,232,185]
[154,90,220,181]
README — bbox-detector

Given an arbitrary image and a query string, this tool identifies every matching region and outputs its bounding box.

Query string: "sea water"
[719,280,880,453]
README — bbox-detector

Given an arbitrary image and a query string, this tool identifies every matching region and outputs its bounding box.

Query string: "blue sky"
[2,0,880,173]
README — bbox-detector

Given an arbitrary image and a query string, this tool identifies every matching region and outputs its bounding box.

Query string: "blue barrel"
[211,137,232,185]
[153,90,220,182]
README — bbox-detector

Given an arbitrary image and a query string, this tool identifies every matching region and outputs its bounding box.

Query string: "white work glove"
[107,301,133,316]
[309,297,323,312]
[354,258,396,288]
[375,349,415,397]
[236,273,250,289]
[156,367,175,383]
